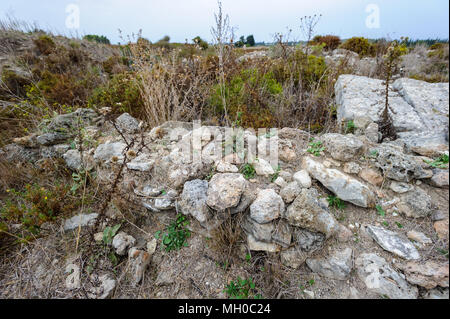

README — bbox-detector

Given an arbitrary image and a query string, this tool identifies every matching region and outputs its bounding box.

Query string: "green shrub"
[327,195,346,210]
[340,37,375,57]
[224,277,262,299]
[193,36,209,50]
[311,35,341,51]
[33,35,56,55]
[88,72,143,117]
[239,163,256,180]
[1,183,77,238]
[209,68,282,127]
[157,214,191,252]
[83,34,110,44]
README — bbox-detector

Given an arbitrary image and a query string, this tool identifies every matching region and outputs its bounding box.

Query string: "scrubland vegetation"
[0,5,448,300]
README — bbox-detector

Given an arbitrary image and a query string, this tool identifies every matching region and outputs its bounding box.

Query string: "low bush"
[311,35,341,51]
[340,37,375,57]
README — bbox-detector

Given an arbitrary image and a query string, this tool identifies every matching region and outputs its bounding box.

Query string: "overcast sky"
[1,0,448,44]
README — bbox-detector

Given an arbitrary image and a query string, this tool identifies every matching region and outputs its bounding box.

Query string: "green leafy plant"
[345,120,356,134]
[224,277,261,299]
[327,195,346,210]
[307,139,325,157]
[395,222,403,229]
[376,205,386,217]
[161,214,191,252]
[102,224,121,245]
[424,154,449,169]
[240,163,256,180]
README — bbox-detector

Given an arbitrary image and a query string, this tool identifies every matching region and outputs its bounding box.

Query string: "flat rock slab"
[302,156,375,208]
[335,75,449,155]
[366,225,420,260]
[306,248,353,280]
[355,253,418,299]
[64,213,98,231]
[396,260,449,289]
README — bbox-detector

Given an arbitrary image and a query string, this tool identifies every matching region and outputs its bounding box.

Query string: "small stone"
[64,213,98,231]
[274,177,287,188]
[337,224,353,243]
[306,248,353,280]
[343,162,361,174]
[359,168,383,186]
[280,248,307,269]
[147,238,157,255]
[397,187,432,218]
[390,181,413,194]
[396,260,449,289]
[206,173,247,211]
[178,179,210,225]
[128,247,152,285]
[430,169,449,188]
[253,158,275,176]
[215,160,239,173]
[292,170,312,188]
[250,189,285,224]
[247,234,280,252]
[365,225,420,260]
[112,232,136,256]
[94,232,103,242]
[434,219,449,240]
[320,133,364,161]
[280,181,302,204]
[65,263,81,290]
[365,122,380,143]
[116,113,140,134]
[431,210,446,222]
[407,230,432,245]
[355,253,418,299]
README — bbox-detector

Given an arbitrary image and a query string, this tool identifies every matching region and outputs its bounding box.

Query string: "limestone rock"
[281,248,307,269]
[365,225,420,260]
[112,232,136,256]
[280,181,302,204]
[64,213,98,231]
[284,188,339,238]
[359,168,383,186]
[115,113,140,134]
[247,234,280,253]
[306,248,353,280]
[206,173,247,211]
[302,156,375,207]
[178,179,210,225]
[292,170,312,188]
[397,187,432,218]
[128,247,152,285]
[94,142,126,163]
[396,260,449,289]
[250,189,285,224]
[355,253,418,299]
[253,158,275,176]
[320,133,364,161]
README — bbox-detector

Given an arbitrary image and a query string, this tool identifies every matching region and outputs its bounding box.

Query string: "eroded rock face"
[365,225,420,260]
[206,173,247,212]
[355,253,418,299]
[302,157,375,207]
[284,188,339,238]
[250,189,285,224]
[320,133,364,161]
[335,75,449,157]
[306,248,353,280]
[373,143,433,182]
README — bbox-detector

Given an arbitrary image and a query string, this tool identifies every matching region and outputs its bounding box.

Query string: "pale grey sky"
[1,0,448,44]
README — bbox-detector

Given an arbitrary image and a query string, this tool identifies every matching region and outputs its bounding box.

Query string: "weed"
[424,154,449,169]
[160,214,191,252]
[327,195,346,210]
[395,222,403,229]
[307,139,325,157]
[224,277,261,299]
[240,163,256,180]
[345,120,356,134]
[102,224,121,245]
[376,205,386,217]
